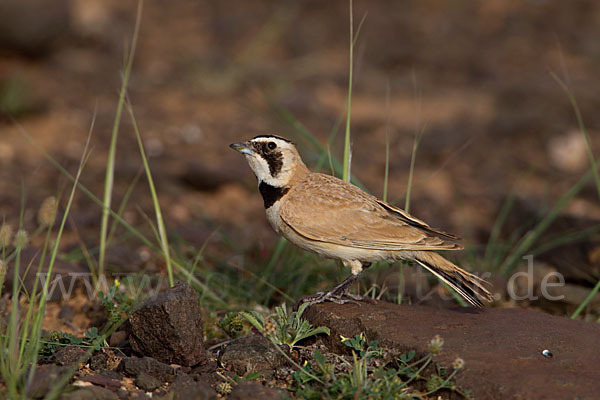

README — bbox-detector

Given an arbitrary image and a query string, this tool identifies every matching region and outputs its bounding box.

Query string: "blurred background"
[0,0,599,313]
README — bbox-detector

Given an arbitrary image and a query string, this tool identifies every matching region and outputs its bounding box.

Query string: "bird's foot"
[300,290,374,306]
[300,291,358,306]
[341,292,377,303]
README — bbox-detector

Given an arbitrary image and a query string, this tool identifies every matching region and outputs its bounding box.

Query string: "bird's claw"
[342,292,377,303]
[300,290,366,306]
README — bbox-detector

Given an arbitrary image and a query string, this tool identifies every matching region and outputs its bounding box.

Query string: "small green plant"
[38,327,104,359]
[292,333,469,399]
[98,279,136,324]
[216,381,233,395]
[241,302,330,349]
[218,312,245,338]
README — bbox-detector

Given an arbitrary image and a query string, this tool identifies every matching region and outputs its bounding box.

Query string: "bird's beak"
[229,141,255,155]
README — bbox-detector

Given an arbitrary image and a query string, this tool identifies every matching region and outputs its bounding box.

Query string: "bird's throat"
[259,181,290,209]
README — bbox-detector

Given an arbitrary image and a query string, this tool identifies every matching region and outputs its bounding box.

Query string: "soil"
[1,1,600,399]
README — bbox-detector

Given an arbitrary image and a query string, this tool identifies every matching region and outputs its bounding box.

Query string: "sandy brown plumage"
[281,173,460,251]
[230,135,492,307]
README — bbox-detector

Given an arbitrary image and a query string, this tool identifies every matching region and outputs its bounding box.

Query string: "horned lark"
[230,135,492,306]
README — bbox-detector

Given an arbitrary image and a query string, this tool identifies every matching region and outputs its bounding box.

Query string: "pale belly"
[265,203,403,265]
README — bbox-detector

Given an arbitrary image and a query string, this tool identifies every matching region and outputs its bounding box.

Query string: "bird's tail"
[412,251,492,307]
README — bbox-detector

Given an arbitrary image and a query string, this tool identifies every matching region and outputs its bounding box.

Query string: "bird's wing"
[279,173,461,251]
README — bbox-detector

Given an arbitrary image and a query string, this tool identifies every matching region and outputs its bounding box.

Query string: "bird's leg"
[302,262,373,305]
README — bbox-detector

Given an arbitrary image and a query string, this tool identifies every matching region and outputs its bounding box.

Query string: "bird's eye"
[267,141,277,150]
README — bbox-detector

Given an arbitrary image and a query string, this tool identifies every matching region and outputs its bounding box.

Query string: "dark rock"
[304,301,600,400]
[128,281,206,367]
[116,388,128,400]
[0,0,71,56]
[191,360,218,375]
[54,345,88,366]
[27,364,68,399]
[180,162,239,191]
[166,375,217,400]
[79,374,121,391]
[58,305,76,322]
[99,370,123,381]
[228,382,284,400]
[60,386,119,400]
[218,334,287,378]
[118,357,175,382]
[89,352,108,370]
[109,331,128,348]
[127,392,148,400]
[135,371,163,392]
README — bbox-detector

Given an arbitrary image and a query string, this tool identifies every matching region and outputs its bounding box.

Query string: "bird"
[230,135,492,307]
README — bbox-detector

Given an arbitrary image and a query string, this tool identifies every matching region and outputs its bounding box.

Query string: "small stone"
[60,386,119,400]
[116,388,128,400]
[218,334,287,378]
[89,352,108,371]
[0,0,70,56]
[228,382,284,400]
[118,357,175,382]
[109,330,128,348]
[548,130,588,172]
[128,281,206,367]
[27,365,68,399]
[127,392,148,400]
[79,374,121,391]
[54,345,88,366]
[167,375,217,400]
[135,371,163,392]
[180,162,238,192]
[545,283,600,308]
[99,370,123,381]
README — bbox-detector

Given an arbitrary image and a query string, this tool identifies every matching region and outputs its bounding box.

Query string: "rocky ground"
[23,282,600,399]
[1,0,600,399]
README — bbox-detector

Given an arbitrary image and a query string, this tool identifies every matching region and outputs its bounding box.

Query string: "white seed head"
[263,319,277,337]
[216,382,232,395]
[428,335,444,355]
[13,229,29,249]
[0,223,13,248]
[452,357,465,369]
[38,196,58,227]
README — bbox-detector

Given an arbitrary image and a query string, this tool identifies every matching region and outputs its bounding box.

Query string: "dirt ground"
[1,0,599,239]
[1,0,600,398]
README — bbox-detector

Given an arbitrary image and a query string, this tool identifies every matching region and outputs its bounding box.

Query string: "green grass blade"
[404,133,419,213]
[405,73,424,213]
[127,101,174,287]
[107,167,144,245]
[571,279,600,319]
[257,237,287,303]
[16,124,228,307]
[383,84,391,203]
[501,162,599,274]
[27,127,93,395]
[98,0,143,279]
[342,0,355,182]
[483,191,516,269]
[551,72,600,200]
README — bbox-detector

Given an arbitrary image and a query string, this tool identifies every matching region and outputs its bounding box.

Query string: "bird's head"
[230,135,307,187]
